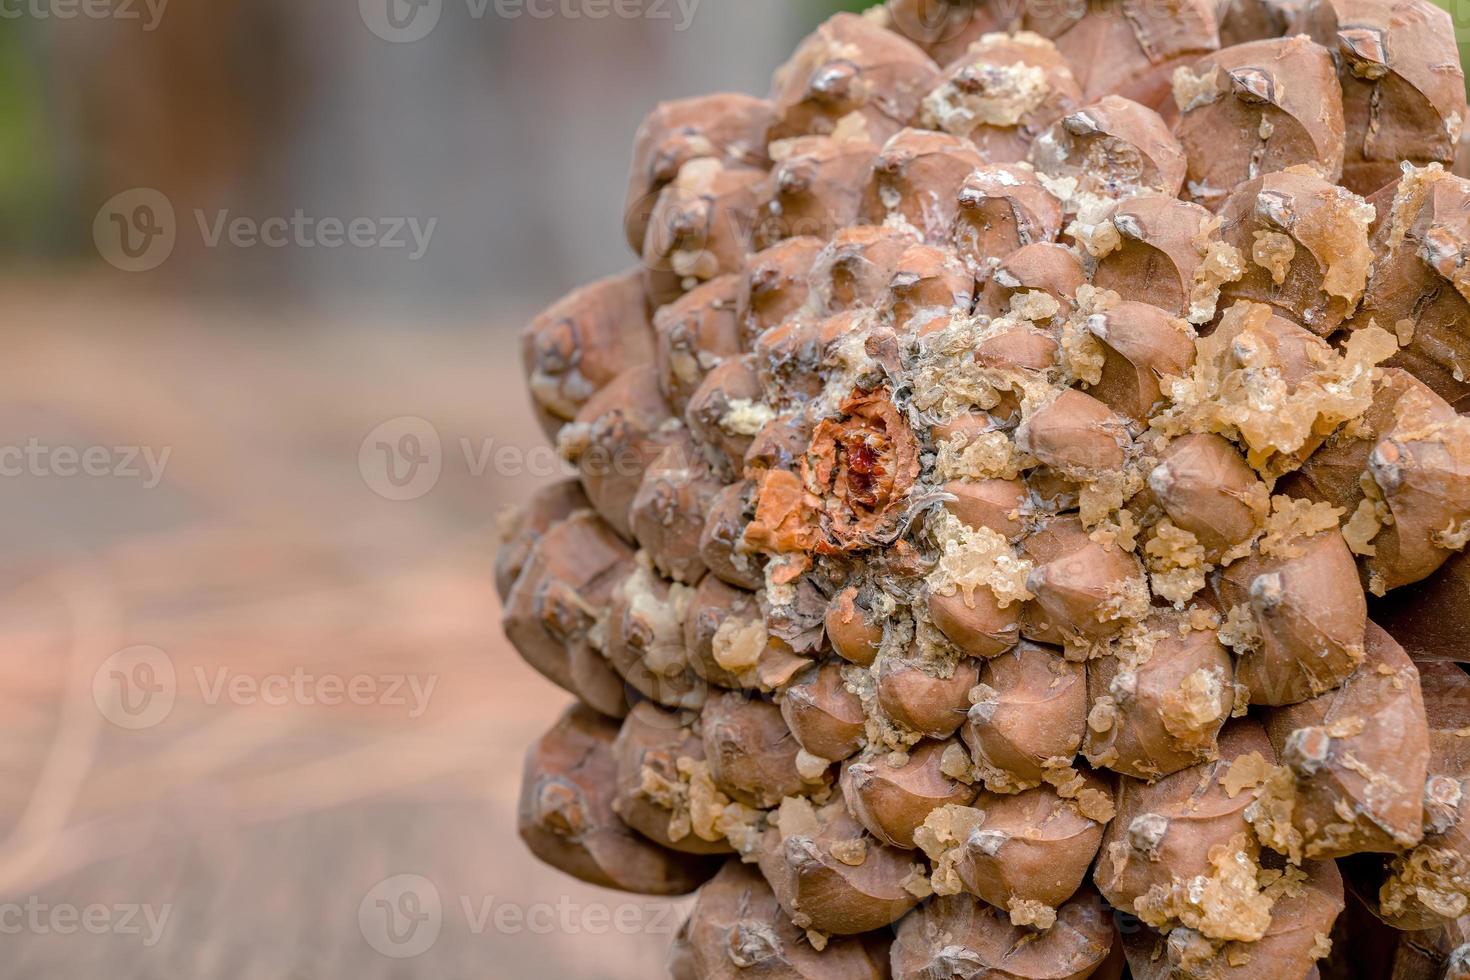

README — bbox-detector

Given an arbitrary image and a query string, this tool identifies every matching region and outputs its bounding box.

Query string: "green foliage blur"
[0,27,57,255]
[1431,0,1470,96]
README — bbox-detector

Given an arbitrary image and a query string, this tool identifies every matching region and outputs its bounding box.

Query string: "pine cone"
[501,3,1470,977]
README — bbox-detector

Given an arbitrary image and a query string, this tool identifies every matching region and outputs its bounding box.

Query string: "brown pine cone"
[502,4,1470,977]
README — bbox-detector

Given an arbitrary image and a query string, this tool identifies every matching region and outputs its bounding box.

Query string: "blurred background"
[0,1,866,977]
[2,1,1468,977]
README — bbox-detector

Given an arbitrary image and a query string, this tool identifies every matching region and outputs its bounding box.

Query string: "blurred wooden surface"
[0,276,683,978]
